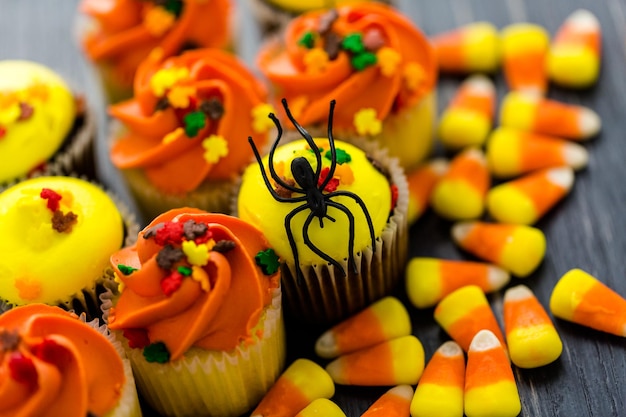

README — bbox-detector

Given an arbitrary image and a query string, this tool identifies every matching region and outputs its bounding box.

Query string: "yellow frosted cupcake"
[0,60,95,188]
[238,99,409,325]
[0,176,138,319]
[105,208,285,417]
[0,304,141,417]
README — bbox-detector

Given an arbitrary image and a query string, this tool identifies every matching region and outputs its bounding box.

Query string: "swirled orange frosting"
[0,304,125,417]
[80,0,231,88]
[107,208,280,361]
[109,48,273,193]
[257,3,437,131]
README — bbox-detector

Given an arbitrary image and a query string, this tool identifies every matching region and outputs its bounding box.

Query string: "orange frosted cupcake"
[108,48,274,221]
[0,304,141,417]
[257,3,437,171]
[104,208,285,417]
[78,0,232,102]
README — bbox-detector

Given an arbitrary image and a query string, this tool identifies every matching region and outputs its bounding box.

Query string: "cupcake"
[77,0,232,102]
[104,208,285,417]
[108,48,275,221]
[0,176,138,320]
[256,3,437,172]
[0,60,95,188]
[0,303,142,417]
[238,99,409,325]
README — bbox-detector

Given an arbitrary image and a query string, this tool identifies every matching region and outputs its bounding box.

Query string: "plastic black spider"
[247,98,376,281]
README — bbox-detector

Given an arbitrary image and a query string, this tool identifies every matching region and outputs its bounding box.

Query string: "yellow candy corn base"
[411,384,464,417]
[465,381,521,417]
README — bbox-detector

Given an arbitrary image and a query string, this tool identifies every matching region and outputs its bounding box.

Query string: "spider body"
[247,98,377,281]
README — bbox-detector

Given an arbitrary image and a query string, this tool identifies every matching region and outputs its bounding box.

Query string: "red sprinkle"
[122,328,151,349]
[40,188,62,212]
[161,271,184,296]
[31,338,72,368]
[318,167,340,192]
[154,221,185,246]
[8,352,38,388]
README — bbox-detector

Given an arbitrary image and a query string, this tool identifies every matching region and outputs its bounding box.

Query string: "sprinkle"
[166,86,196,109]
[117,264,138,275]
[154,97,170,111]
[122,328,150,349]
[162,0,184,17]
[31,338,71,368]
[377,47,402,77]
[252,103,276,133]
[26,83,50,102]
[156,245,185,270]
[325,148,351,165]
[212,239,236,253]
[182,240,211,266]
[404,63,425,91]
[352,52,377,71]
[51,210,78,233]
[0,101,20,125]
[17,102,34,120]
[143,222,165,239]
[324,32,342,60]
[183,219,209,240]
[200,98,224,120]
[154,221,185,246]
[255,248,280,275]
[149,67,190,97]
[318,9,338,34]
[298,31,317,49]
[363,28,386,51]
[143,6,176,37]
[177,265,192,276]
[0,329,20,351]
[191,266,211,291]
[354,108,382,136]
[318,167,340,192]
[143,342,170,363]
[161,271,184,296]
[0,126,6,138]
[8,352,37,388]
[334,164,354,185]
[184,111,206,137]
[162,127,183,144]
[304,48,330,74]
[275,177,296,198]
[342,33,366,54]
[202,135,228,164]
[40,188,62,212]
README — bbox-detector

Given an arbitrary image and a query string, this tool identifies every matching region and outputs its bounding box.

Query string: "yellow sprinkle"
[202,135,229,164]
[404,63,425,91]
[149,47,165,62]
[143,6,176,37]
[167,86,196,109]
[304,48,330,74]
[182,240,210,266]
[251,103,276,133]
[113,272,126,292]
[377,47,402,77]
[191,265,211,292]
[26,83,50,102]
[0,101,21,125]
[354,108,382,136]
[162,127,184,144]
[149,67,189,97]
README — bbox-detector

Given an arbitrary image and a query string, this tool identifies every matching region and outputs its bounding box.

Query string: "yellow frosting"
[264,0,377,14]
[0,61,76,183]
[0,177,124,306]
[238,139,391,266]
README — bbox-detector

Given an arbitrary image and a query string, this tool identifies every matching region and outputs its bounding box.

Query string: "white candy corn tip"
[504,284,534,302]
[564,143,589,170]
[387,384,414,400]
[487,265,511,291]
[429,158,450,175]
[567,9,600,31]
[547,166,575,190]
[315,331,338,359]
[463,147,487,164]
[469,329,502,352]
[465,74,496,95]
[439,340,464,357]
[579,108,602,138]
[451,221,475,244]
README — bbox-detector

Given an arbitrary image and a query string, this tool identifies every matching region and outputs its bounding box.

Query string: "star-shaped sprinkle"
[184,111,206,137]
[251,103,276,133]
[325,148,351,164]
[182,240,210,266]
[143,342,170,363]
[304,48,330,74]
[377,47,402,77]
[255,248,280,275]
[202,135,228,164]
[298,31,316,49]
[149,67,189,97]
[117,264,137,275]
[354,108,382,136]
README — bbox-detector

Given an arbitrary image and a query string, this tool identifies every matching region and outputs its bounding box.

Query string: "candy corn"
[438,75,497,150]
[501,23,550,96]
[487,167,575,225]
[405,257,510,309]
[451,221,546,277]
[464,330,521,417]
[550,269,626,337]
[325,335,425,386]
[362,385,414,417]
[547,9,602,88]
[251,358,335,417]
[431,22,501,73]
[430,148,490,220]
[406,158,448,225]
[314,296,412,359]
[504,285,563,368]
[500,91,601,141]
[486,127,588,178]
[434,285,506,352]
[295,399,346,417]
[410,341,465,417]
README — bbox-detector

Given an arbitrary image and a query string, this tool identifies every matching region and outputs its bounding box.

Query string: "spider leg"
[318,213,336,228]
[302,211,346,276]
[281,98,323,181]
[327,200,358,275]
[319,99,338,191]
[327,190,377,254]
[285,203,312,283]
[267,113,303,193]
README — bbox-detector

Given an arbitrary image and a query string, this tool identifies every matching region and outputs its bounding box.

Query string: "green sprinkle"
[117,264,137,275]
[143,342,170,364]
[177,265,192,276]
[342,33,365,54]
[325,148,351,164]
[163,0,184,17]
[351,52,377,71]
[184,111,206,137]
[298,31,316,49]
[255,248,280,275]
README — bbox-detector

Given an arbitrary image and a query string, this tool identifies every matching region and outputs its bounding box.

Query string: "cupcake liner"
[105,287,286,417]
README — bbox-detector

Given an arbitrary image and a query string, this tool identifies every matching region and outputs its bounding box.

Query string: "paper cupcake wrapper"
[82,316,143,417]
[106,287,285,417]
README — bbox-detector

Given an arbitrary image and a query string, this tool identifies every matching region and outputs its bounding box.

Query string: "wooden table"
[1,0,624,416]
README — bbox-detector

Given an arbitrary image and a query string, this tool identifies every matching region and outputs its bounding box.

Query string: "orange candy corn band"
[361,385,414,417]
